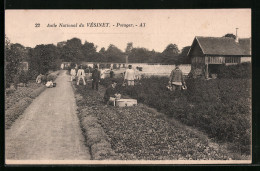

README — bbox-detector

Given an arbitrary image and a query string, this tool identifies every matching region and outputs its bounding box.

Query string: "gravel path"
[5,70,90,160]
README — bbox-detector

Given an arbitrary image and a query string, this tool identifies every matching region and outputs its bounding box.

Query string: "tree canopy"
[223,33,236,39]
[29,44,60,74]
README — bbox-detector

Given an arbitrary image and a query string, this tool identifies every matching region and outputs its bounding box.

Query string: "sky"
[5,9,251,52]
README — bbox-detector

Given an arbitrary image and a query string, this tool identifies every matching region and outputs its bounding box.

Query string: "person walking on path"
[70,67,76,82]
[77,65,86,86]
[110,68,115,78]
[124,65,136,86]
[100,67,106,80]
[60,63,64,70]
[91,65,101,90]
[169,64,185,91]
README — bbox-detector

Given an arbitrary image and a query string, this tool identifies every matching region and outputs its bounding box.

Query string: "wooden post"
[206,64,209,79]
[205,56,209,79]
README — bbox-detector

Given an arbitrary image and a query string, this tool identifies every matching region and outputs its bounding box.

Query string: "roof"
[189,36,251,56]
[239,38,251,55]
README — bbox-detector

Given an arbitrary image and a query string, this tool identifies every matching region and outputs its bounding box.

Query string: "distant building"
[187,36,251,78]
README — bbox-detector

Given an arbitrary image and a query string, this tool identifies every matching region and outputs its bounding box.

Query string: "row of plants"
[99,75,251,155]
[5,84,46,129]
[72,82,119,160]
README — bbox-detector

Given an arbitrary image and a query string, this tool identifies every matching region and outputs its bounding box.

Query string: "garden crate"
[116,99,137,107]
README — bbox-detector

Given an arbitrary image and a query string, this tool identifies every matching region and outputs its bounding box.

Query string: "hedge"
[217,63,251,79]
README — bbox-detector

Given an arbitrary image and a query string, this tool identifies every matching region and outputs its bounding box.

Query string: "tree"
[81,41,97,61]
[223,33,236,39]
[99,47,106,54]
[160,44,180,64]
[177,46,191,64]
[5,42,27,87]
[29,44,59,74]
[5,34,11,49]
[128,48,151,63]
[125,42,133,54]
[104,44,124,62]
[60,38,83,62]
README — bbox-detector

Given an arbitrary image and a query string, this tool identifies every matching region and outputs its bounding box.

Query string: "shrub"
[28,70,39,80]
[19,71,29,85]
[47,73,57,81]
[217,63,251,79]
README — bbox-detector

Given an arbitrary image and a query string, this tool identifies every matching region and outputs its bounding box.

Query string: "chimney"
[235,28,239,43]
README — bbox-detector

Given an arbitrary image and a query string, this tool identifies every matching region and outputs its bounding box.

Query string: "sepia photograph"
[5,9,251,165]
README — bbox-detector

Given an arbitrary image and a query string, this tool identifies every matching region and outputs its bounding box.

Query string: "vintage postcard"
[5,9,251,165]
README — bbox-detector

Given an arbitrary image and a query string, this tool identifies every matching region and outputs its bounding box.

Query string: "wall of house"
[206,56,225,64]
[241,57,251,63]
[188,39,206,77]
[189,40,205,58]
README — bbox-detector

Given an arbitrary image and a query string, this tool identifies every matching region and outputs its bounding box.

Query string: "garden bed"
[99,77,251,155]
[72,82,119,160]
[73,80,246,160]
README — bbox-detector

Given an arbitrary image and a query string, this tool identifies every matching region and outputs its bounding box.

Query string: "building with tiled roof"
[187,36,251,78]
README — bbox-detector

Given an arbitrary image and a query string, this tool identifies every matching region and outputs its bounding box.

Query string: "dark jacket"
[92,69,101,81]
[169,68,184,83]
[110,70,114,78]
[104,85,118,102]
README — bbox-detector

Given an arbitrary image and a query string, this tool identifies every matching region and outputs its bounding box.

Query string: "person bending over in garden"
[169,64,185,91]
[36,74,43,84]
[46,80,54,88]
[104,79,120,106]
[124,65,136,86]
[41,74,47,85]
[70,67,76,81]
[77,65,86,86]
[91,65,101,90]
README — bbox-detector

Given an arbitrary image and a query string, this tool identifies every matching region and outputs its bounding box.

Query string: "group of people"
[70,64,141,88]
[70,65,102,90]
[70,64,186,105]
[36,73,56,88]
[103,64,186,106]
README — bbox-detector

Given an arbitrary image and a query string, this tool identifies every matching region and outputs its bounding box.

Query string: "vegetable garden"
[99,76,251,155]
[72,66,251,160]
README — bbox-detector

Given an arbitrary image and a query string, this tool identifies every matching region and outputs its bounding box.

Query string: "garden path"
[5,70,91,161]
